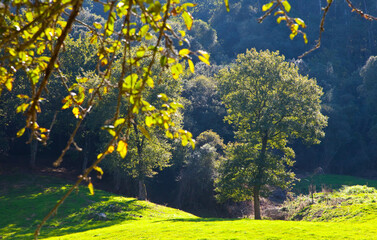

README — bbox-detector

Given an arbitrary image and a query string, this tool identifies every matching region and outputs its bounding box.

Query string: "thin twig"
[345,0,377,21]
[298,0,333,59]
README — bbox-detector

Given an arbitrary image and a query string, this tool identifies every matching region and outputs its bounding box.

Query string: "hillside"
[2,174,377,240]
[284,185,377,222]
[0,174,196,240]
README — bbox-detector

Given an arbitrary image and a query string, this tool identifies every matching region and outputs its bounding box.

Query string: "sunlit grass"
[0,174,194,239]
[2,174,377,240]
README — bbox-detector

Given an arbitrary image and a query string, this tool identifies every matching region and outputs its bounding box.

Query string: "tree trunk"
[253,185,261,220]
[253,133,268,220]
[30,138,38,169]
[138,179,147,200]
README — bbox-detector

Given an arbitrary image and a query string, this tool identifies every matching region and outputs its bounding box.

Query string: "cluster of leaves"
[260,0,308,43]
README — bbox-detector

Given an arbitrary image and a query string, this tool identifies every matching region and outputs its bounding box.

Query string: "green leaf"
[124,74,138,89]
[262,2,274,12]
[282,0,291,12]
[104,4,110,12]
[160,55,167,67]
[139,25,149,37]
[171,63,183,79]
[136,46,146,58]
[182,11,193,30]
[138,125,150,139]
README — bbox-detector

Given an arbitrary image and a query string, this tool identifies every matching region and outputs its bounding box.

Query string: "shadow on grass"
[0,174,150,240]
[158,217,243,223]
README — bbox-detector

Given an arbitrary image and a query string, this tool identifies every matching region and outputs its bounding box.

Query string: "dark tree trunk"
[138,179,147,200]
[133,122,147,200]
[253,186,261,220]
[253,133,268,220]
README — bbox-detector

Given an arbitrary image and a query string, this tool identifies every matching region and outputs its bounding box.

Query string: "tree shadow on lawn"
[0,174,149,240]
[158,218,243,223]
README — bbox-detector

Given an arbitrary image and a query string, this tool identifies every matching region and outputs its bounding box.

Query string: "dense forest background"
[2,0,377,216]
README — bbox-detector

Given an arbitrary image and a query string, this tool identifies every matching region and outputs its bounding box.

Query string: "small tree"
[216,49,328,219]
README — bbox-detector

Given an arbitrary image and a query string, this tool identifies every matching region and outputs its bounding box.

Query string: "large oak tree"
[216,49,328,219]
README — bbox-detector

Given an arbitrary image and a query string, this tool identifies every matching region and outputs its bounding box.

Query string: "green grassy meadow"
[1,174,377,240]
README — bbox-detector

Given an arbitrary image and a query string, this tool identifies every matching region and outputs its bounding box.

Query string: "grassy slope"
[2,174,377,240]
[285,185,377,222]
[0,174,195,240]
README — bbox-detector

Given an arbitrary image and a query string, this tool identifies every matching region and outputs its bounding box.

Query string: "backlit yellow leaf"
[182,11,193,30]
[146,77,154,88]
[188,59,195,73]
[117,140,128,158]
[106,145,114,153]
[198,56,210,66]
[72,107,80,118]
[294,18,306,28]
[262,2,274,12]
[277,16,287,24]
[94,166,104,176]
[224,0,229,12]
[114,118,125,128]
[88,182,94,195]
[16,128,25,137]
[145,116,153,127]
[5,78,13,91]
[282,0,291,12]
[179,49,190,57]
